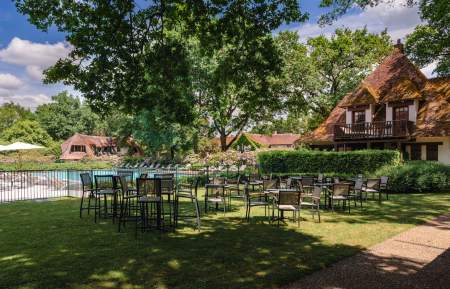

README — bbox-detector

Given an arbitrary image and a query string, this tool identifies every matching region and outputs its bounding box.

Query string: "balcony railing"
[333,120,415,140]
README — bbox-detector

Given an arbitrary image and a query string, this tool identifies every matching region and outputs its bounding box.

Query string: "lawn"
[0,193,449,289]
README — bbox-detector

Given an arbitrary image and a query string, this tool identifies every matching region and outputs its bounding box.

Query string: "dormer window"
[352,110,365,124]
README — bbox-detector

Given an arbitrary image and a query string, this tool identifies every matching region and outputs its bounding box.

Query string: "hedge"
[375,161,450,193]
[257,149,401,175]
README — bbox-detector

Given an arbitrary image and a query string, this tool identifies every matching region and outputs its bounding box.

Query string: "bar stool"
[174,177,201,230]
[79,173,96,218]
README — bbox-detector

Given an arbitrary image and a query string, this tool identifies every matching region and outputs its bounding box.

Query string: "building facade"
[301,43,450,164]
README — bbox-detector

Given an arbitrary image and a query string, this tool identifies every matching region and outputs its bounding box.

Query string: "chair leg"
[79,191,85,218]
[194,198,201,230]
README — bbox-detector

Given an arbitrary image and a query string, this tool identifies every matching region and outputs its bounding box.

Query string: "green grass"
[0,193,449,289]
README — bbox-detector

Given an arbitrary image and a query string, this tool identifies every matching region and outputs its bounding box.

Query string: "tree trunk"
[220,134,228,152]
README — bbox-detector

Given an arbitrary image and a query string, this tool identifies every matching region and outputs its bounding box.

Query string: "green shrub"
[258,149,401,175]
[375,161,450,193]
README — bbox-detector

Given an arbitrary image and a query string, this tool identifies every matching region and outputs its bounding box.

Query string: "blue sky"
[0,0,430,109]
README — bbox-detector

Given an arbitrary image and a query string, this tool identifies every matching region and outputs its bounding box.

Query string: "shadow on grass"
[0,199,361,289]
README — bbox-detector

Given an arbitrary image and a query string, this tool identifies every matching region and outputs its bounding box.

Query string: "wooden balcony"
[333,120,415,140]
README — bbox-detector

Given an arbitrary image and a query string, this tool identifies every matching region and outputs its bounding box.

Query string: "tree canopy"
[1,120,54,147]
[271,28,391,132]
[0,103,35,135]
[35,92,102,140]
[15,0,306,126]
[318,0,449,76]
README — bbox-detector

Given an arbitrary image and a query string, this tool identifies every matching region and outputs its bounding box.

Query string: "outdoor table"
[204,183,229,213]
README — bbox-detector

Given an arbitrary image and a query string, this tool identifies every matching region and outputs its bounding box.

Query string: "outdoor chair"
[79,173,96,218]
[300,186,321,222]
[300,177,314,195]
[279,177,293,189]
[244,185,271,222]
[328,183,351,213]
[348,179,364,208]
[363,178,381,201]
[117,176,139,232]
[135,177,163,236]
[380,176,390,199]
[94,175,117,223]
[205,177,228,213]
[155,174,175,227]
[227,176,244,199]
[273,189,301,227]
[174,177,201,230]
[316,173,324,184]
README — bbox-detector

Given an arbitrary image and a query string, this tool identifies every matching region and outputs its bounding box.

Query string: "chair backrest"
[311,186,322,204]
[332,183,350,196]
[115,175,131,198]
[366,178,381,190]
[334,177,340,184]
[301,177,314,186]
[263,179,278,190]
[354,179,364,191]
[286,178,292,188]
[278,190,301,206]
[317,174,324,183]
[380,176,389,189]
[80,173,93,190]
[95,175,115,190]
[136,178,161,197]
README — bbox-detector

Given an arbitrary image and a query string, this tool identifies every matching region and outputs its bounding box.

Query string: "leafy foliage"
[1,120,54,147]
[35,92,102,140]
[0,103,35,135]
[258,149,401,175]
[375,161,450,193]
[405,0,449,76]
[15,0,305,127]
[270,29,391,132]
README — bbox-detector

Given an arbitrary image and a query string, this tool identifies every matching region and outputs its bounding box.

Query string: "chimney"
[394,39,404,53]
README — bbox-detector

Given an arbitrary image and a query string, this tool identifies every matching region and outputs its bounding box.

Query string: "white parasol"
[0,142,45,169]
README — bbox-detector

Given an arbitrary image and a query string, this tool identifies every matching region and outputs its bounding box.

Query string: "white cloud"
[0,37,71,81]
[25,65,44,81]
[0,37,71,67]
[0,92,51,109]
[294,2,422,42]
[0,73,23,90]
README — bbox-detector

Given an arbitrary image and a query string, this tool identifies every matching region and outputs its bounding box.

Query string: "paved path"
[285,213,450,289]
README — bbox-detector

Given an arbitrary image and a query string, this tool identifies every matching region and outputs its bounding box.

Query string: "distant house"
[299,41,450,164]
[214,132,301,151]
[60,133,118,161]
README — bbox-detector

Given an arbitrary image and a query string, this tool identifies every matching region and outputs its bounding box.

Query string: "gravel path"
[285,213,450,289]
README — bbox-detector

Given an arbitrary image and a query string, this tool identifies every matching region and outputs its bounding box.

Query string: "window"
[352,110,365,124]
[70,145,86,153]
[411,144,421,160]
[426,144,439,161]
[393,106,409,121]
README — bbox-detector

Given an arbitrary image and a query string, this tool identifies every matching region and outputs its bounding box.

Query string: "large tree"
[35,92,101,140]
[0,103,35,135]
[16,0,305,126]
[272,28,391,131]
[318,0,449,76]
[1,120,53,147]
[405,0,449,76]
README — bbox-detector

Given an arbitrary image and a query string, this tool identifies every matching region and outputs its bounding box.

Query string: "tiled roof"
[60,133,117,160]
[414,77,450,137]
